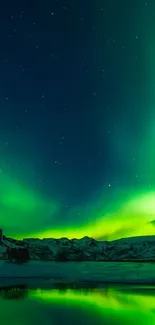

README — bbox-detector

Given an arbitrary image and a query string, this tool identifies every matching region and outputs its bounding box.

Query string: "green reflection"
[1,286,155,325]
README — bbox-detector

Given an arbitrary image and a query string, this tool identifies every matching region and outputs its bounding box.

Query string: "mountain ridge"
[1,232,155,261]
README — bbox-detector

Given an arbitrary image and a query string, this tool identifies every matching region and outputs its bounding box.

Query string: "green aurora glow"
[1,169,155,240]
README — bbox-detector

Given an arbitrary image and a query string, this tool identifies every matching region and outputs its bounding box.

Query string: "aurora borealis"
[0,0,155,241]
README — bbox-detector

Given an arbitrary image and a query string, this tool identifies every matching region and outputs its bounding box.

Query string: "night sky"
[0,0,155,240]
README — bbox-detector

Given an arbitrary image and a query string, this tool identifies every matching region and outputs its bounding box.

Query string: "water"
[0,284,155,325]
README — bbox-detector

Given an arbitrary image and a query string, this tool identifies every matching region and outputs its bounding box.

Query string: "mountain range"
[1,233,155,261]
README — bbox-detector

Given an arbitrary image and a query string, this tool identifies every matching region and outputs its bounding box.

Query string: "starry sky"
[0,0,155,241]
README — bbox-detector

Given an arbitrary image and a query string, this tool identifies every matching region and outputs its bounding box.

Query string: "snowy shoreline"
[1,260,155,286]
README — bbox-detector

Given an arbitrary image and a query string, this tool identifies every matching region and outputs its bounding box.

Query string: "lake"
[0,284,155,325]
[1,261,155,283]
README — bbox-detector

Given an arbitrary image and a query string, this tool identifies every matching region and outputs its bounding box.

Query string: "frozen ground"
[0,261,155,287]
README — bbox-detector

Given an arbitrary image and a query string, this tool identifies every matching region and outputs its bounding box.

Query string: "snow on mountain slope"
[1,234,155,261]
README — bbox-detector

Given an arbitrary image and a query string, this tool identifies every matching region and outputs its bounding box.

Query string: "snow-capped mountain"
[1,232,155,261]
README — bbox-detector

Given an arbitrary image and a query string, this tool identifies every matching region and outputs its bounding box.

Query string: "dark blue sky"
[0,0,154,239]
